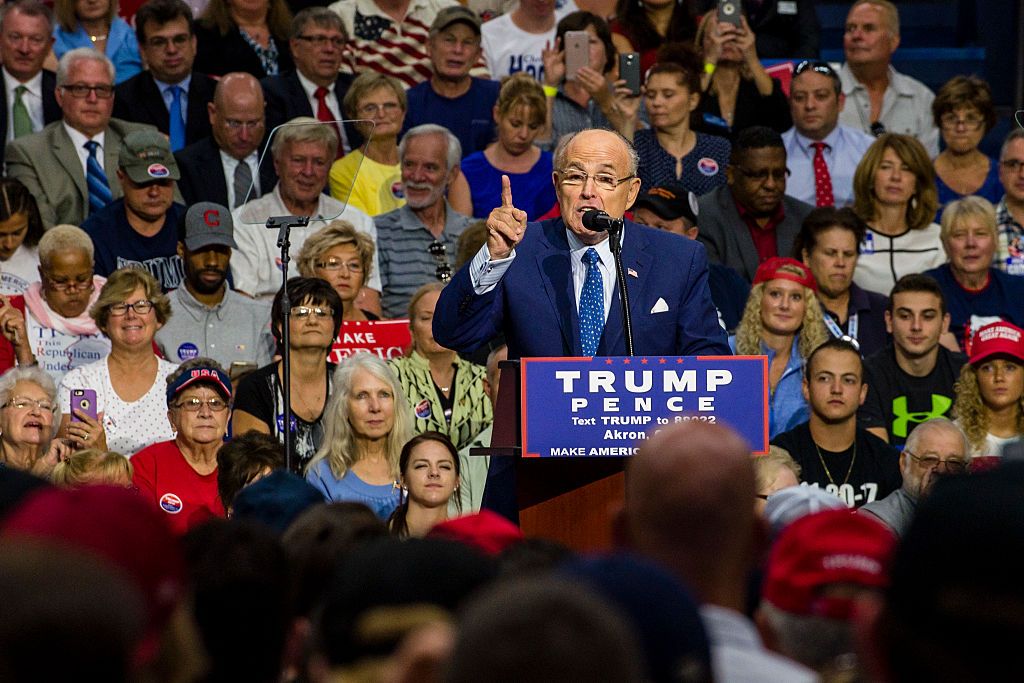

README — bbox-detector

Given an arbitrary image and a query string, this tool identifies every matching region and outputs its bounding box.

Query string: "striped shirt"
[330,0,488,88]
[375,202,473,318]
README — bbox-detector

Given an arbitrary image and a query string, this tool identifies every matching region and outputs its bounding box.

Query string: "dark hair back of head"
[730,125,785,163]
[792,206,867,258]
[888,273,947,316]
[216,430,285,510]
[181,519,291,683]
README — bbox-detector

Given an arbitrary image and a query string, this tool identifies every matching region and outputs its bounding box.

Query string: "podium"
[472,360,626,551]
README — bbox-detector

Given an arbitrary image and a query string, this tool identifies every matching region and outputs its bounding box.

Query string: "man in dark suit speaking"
[433,128,730,360]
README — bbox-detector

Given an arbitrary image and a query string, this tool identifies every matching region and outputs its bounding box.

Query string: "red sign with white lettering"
[327,319,412,364]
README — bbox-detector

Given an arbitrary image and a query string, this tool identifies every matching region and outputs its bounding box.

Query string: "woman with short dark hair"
[932,75,1002,208]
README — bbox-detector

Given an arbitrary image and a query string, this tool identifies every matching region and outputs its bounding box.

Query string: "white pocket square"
[650,298,669,314]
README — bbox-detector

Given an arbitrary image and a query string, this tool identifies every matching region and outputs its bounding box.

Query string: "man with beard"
[156,201,274,369]
[772,338,902,509]
[859,417,969,537]
[696,126,814,283]
[374,124,472,318]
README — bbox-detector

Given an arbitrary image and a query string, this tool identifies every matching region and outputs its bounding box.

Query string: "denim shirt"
[730,335,808,438]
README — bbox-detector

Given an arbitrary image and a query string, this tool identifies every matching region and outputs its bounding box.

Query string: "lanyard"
[824,308,859,342]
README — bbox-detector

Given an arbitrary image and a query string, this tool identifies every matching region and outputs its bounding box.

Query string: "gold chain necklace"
[814,439,857,487]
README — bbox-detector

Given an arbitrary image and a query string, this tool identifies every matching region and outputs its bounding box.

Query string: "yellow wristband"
[543,85,558,98]
[704,61,716,75]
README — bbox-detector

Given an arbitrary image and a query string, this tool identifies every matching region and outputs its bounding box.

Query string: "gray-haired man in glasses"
[374,123,473,318]
[783,60,874,209]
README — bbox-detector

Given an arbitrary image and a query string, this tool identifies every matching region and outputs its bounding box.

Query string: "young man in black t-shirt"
[772,338,902,508]
[859,274,967,448]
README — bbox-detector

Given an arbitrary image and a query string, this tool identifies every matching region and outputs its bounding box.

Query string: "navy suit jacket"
[261,71,364,151]
[174,135,278,207]
[113,71,216,146]
[433,217,731,359]
[0,69,60,164]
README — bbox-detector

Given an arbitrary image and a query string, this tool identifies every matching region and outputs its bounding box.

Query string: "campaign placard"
[327,319,412,363]
[521,356,768,457]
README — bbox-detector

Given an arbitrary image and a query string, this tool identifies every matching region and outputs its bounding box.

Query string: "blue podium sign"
[521,356,768,458]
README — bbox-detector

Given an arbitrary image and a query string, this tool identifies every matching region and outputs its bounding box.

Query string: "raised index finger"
[500,174,514,208]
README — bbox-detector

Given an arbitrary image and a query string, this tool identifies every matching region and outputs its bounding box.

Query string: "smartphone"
[619,52,640,96]
[70,389,98,423]
[717,0,742,27]
[564,30,590,81]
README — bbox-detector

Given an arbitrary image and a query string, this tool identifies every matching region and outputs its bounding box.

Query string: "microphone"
[581,209,624,233]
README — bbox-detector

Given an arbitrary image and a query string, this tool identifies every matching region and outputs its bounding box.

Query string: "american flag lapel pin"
[627,268,638,278]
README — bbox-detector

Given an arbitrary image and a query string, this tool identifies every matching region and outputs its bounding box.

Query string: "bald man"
[433,128,730,359]
[174,72,277,208]
[621,421,817,683]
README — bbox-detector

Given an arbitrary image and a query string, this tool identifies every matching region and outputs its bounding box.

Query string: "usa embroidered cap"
[753,256,817,292]
[968,321,1024,366]
[181,201,237,250]
[165,362,233,404]
[118,129,181,183]
[763,509,896,619]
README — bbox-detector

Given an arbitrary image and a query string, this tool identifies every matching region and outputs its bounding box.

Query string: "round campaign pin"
[391,181,405,200]
[159,493,183,514]
[148,163,170,178]
[177,342,199,361]
[415,399,432,419]
[697,157,719,176]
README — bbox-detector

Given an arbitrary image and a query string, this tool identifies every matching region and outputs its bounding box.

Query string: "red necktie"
[811,142,835,207]
[315,86,344,158]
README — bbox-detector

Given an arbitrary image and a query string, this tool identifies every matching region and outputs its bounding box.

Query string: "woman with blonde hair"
[297,220,378,322]
[57,267,175,456]
[305,352,414,518]
[194,0,293,78]
[852,133,944,295]
[733,257,828,438]
[462,73,558,220]
[52,0,142,83]
[953,321,1024,458]
[388,282,491,451]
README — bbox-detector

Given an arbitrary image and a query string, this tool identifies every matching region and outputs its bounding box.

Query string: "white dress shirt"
[219,149,261,209]
[296,70,348,154]
[62,123,106,176]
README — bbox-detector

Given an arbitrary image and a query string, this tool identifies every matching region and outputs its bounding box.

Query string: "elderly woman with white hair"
[0,365,70,476]
[305,352,414,519]
[0,225,109,382]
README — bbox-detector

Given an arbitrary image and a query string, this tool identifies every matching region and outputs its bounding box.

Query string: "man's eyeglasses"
[315,258,363,273]
[146,33,191,49]
[61,84,115,99]
[905,451,968,474]
[295,34,346,48]
[173,397,230,412]
[732,166,790,183]
[45,276,94,293]
[1000,159,1024,174]
[223,118,264,131]
[2,396,56,412]
[939,113,984,131]
[108,300,154,316]
[291,305,332,319]
[794,60,838,79]
[557,170,635,191]
[429,240,452,283]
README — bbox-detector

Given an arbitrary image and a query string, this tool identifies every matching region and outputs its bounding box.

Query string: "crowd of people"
[0,0,1022,680]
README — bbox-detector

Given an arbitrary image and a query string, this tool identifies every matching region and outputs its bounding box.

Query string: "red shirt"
[736,200,786,264]
[131,440,225,535]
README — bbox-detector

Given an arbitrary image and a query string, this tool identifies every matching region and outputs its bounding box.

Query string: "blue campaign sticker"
[521,356,768,458]
[159,492,183,514]
[860,232,875,255]
[177,342,199,361]
[414,399,432,419]
[391,181,405,200]
[276,413,299,433]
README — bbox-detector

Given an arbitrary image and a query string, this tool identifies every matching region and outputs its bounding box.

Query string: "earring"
[911,195,919,210]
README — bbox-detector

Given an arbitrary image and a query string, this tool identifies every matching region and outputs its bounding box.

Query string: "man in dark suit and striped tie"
[3,47,154,227]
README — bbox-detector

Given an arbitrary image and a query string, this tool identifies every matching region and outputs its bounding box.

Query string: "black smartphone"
[717,0,742,27]
[619,52,640,96]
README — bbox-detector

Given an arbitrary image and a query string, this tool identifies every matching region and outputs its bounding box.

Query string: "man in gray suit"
[4,47,155,228]
[697,126,814,283]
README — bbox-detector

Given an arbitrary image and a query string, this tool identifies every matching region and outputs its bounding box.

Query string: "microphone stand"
[607,220,634,356]
[267,215,310,473]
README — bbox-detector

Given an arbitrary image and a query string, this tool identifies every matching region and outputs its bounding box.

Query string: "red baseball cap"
[968,321,1024,366]
[753,257,817,291]
[763,509,895,620]
[426,510,524,556]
